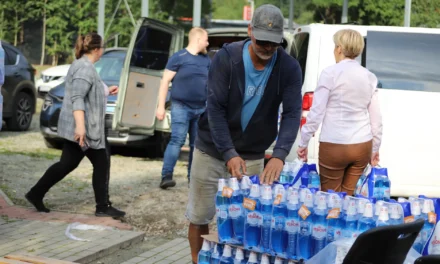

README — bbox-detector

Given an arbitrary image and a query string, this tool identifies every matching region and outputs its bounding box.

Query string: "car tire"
[6,92,34,131]
[148,131,171,158]
[43,138,63,149]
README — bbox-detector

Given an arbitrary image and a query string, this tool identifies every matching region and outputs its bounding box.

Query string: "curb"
[73,232,145,263]
[0,189,14,206]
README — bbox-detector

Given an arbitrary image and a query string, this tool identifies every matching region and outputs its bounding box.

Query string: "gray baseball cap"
[251,4,284,44]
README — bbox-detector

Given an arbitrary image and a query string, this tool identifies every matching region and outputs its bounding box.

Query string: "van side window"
[366,31,440,92]
[130,26,173,70]
[294,33,309,85]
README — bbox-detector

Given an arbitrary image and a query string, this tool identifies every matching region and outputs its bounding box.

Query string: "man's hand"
[227,157,246,179]
[371,152,380,166]
[297,147,308,162]
[260,158,283,185]
[156,106,166,121]
[108,86,119,95]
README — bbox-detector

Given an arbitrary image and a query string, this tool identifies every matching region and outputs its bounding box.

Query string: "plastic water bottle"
[312,195,328,256]
[357,199,368,220]
[270,186,288,255]
[343,200,358,238]
[357,202,375,235]
[341,196,351,220]
[198,239,211,264]
[216,179,232,242]
[260,185,273,253]
[246,252,258,264]
[274,257,284,264]
[420,199,435,250]
[326,194,343,244]
[308,171,320,189]
[241,176,251,198]
[229,178,245,242]
[285,188,300,259]
[244,184,261,249]
[234,248,245,264]
[297,192,314,260]
[299,185,307,205]
[376,206,390,227]
[374,200,385,222]
[373,175,383,201]
[260,254,270,264]
[382,176,391,201]
[279,163,291,183]
[211,243,221,264]
[412,200,424,253]
[389,204,402,225]
[219,245,234,264]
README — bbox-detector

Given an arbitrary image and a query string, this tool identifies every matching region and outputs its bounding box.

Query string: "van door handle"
[136,82,144,88]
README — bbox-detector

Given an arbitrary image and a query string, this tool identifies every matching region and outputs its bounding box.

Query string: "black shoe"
[95,205,126,218]
[25,192,50,213]
[160,175,176,189]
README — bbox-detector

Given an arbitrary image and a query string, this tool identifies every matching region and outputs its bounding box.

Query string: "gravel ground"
[0,99,208,239]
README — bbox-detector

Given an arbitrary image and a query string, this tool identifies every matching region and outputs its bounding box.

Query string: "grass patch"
[0,149,60,160]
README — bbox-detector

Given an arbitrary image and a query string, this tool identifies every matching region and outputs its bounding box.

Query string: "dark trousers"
[30,139,111,209]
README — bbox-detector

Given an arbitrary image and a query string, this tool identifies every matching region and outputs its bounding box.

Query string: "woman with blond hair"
[25,33,125,218]
[297,29,383,195]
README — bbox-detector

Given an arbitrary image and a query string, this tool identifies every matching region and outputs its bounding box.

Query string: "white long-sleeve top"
[299,59,383,153]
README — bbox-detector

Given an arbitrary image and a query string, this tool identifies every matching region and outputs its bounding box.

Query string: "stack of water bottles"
[209,161,440,263]
[197,240,296,264]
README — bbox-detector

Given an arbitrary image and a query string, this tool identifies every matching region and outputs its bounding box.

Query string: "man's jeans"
[161,101,205,180]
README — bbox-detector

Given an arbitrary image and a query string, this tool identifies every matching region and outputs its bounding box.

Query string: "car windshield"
[94,56,124,82]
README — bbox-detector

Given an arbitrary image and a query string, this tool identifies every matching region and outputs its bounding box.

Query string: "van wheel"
[6,92,34,131]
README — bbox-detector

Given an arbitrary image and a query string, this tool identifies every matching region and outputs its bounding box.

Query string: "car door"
[2,44,21,115]
[113,18,184,135]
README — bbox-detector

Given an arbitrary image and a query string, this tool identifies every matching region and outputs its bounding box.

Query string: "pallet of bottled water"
[207,174,440,263]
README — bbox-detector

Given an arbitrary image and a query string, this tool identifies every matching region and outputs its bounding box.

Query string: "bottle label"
[246,211,262,226]
[299,205,311,220]
[273,194,283,205]
[285,218,299,234]
[216,207,228,219]
[429,212,437,224]
[271,215,286,230]
[222,187,233,198]
[299,221,311,236]
[327,208,340,219]
[243,198,257,211]
[384,188,390,198]
[312,224,327,239]
[404,215,415,223]
[228,204,243,219]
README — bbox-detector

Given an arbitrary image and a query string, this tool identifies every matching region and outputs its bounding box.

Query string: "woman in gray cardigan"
[26,33,125,218]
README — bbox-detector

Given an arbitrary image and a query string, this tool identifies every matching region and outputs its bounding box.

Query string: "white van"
[284,23,440,198]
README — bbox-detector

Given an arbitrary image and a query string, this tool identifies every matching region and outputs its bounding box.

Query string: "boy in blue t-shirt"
[156,27,210,189]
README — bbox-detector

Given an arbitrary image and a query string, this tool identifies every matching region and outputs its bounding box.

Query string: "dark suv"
[1,41,36,131]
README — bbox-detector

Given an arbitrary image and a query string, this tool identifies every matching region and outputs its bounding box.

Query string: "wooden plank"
[0,258,30,264]
[4,254,78,264]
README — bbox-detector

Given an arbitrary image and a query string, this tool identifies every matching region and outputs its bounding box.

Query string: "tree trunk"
[20,23,24,44]
[52,41,57,66]
[14,10,18,46]
[40,0,47,65]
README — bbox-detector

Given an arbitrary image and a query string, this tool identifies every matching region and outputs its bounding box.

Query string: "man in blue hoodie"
[185,5,303,262]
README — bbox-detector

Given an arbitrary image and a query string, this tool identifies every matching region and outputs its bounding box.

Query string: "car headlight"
[42,96,53,111]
